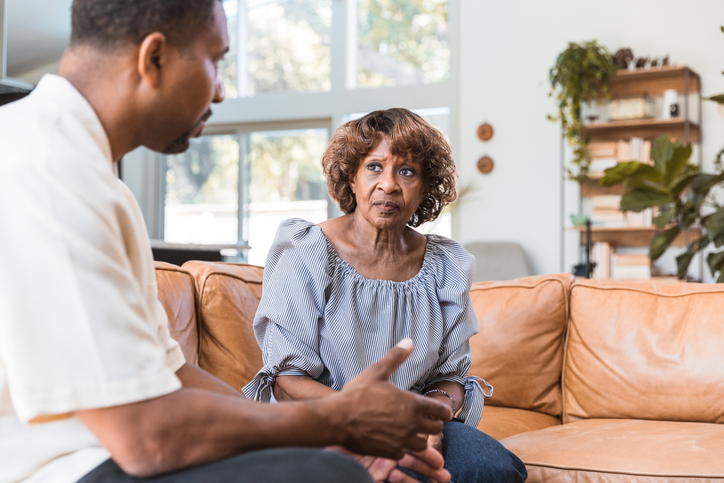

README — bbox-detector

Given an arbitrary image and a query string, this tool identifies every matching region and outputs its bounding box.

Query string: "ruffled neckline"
[314,224,440,289]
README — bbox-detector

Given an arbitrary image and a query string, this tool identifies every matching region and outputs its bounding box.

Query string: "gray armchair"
[462,241,531,283]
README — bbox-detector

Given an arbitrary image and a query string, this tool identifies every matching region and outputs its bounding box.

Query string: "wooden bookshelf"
[608,66,700,98]
[567,226,700,248]
[562,65,703,280]
[582,118,700,143]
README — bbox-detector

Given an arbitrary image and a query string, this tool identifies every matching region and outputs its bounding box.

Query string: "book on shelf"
[614,138,652,165]
[612,252,651,280]
[590,195,626,227]
[591,242,612,279]
[590,245,652,280]
[585,138,653,178]
[587,195,654,228]
[588,141,618,175]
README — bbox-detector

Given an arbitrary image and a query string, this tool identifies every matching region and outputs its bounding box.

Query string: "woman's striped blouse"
[242,219,491,427]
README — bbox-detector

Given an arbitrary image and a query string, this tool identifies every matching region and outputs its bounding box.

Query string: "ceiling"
[5,0,72,76]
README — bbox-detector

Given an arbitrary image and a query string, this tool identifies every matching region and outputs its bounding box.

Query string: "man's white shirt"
[0,75,185,483]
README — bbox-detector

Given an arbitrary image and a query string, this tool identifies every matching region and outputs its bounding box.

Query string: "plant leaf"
[705,210,724,247]
[650,226,681,260]
[707,94,724,104]
[707,250,724,278]
[653,205,676,228]
[670,172,699,197]
[600,162,666,188]
[676,251,694,280]
[676,238,709,280]
[620,189,674,213]
[651,134,675,174]
[665,144,693,186]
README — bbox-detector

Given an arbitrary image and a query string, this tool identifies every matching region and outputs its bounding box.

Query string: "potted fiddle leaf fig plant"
[548,40,618,179]
[600,135,724,281]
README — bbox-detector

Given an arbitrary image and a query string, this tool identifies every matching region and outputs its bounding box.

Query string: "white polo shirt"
[0,75,185,483]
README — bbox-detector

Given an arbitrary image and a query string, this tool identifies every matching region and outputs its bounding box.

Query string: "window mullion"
[331,0,358,91]
[237,0,249,97]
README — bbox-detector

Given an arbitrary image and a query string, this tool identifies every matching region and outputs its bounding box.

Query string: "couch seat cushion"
[502,419,724,481]
[477,406,560,441]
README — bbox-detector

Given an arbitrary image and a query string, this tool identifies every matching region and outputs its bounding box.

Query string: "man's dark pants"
[77,448,373,482]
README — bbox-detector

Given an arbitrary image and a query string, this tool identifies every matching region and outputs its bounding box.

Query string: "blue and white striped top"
[242,219,491,427]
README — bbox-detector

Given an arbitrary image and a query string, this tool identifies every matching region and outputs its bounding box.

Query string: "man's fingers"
[390,454,450,483]
[361,339,414,382]
[403,433,429,453]
[414,417,445,436]
[417,394,453,421]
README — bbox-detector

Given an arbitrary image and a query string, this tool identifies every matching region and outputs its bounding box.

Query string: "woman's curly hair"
[322,108,457,228]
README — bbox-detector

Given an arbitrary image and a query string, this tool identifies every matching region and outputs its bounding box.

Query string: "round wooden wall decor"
[477,156,494,174]
[477,123,494,141]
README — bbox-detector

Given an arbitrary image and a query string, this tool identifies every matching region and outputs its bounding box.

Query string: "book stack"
[612,253,651,280]
[588,142,618,175]
[625,209,653,227]
[591,195,626,227]
[587,138,652,176]
[617,137,652,165]
[591,242,612,279]
[588,195,654,228]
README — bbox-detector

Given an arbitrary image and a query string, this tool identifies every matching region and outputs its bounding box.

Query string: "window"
[162,126,330,264]
[221,0,332,98]
[127,0,458,263]
[356,0,449,88]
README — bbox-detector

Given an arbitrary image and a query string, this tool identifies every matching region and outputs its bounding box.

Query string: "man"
[0,1,453,482]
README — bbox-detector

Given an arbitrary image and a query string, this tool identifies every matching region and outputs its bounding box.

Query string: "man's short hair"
[70,0,219,50]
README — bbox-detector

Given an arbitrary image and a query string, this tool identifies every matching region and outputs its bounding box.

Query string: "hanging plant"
[548,40,618,179]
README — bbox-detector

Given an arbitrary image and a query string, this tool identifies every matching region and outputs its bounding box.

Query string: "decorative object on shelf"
[570,214,589,227]
[477,123,494,141]
[609,96,656,121]
[613,48,634,70]
[477,156,494,174]
[548,40,618,179]
[663,89,679,119]
[662,55,670,66]
[635,57,649,69]
[600,134,724,282]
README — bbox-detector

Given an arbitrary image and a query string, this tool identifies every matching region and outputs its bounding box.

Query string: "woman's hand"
[326,446,450,483]
[427,432,443,453]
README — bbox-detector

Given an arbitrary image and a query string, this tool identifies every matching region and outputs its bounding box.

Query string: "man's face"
[145,1,229,154]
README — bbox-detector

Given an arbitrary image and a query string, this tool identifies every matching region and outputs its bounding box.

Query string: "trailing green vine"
[548,40,618,179]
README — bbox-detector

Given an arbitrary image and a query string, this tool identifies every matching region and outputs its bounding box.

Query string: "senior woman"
[243,108,527,483]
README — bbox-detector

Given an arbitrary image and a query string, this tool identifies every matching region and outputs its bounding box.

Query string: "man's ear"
[138,32,168,88]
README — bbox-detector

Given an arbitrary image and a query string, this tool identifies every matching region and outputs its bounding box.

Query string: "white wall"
[456,0,724,275]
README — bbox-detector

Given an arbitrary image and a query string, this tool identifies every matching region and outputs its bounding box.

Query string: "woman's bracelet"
[423,389,457,413]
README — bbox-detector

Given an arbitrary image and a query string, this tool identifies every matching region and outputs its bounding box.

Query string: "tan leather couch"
[155,262,724,482]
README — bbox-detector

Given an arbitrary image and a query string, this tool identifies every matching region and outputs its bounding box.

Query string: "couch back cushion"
[469,274,572,418]
[154,262,199,365]
[183,261,264,391]
[564,279,724,424]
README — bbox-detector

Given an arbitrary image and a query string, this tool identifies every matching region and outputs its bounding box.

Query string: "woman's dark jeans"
[398,419,528,483]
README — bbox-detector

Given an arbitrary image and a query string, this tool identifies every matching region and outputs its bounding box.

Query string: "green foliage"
[548,40,618,179]
[601,135,724,281]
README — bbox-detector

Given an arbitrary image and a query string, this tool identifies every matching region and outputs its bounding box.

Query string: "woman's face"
[350,134,425,231]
